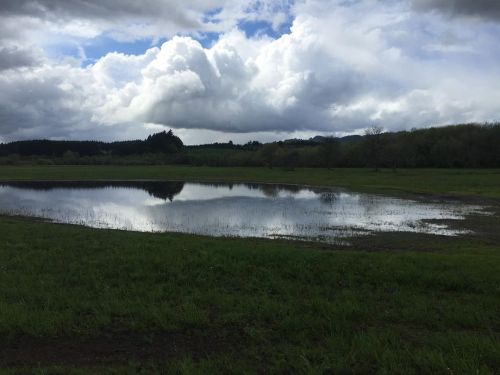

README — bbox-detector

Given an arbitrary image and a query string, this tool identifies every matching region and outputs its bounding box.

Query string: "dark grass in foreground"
[1,166,500,198]
[0,216,499,374]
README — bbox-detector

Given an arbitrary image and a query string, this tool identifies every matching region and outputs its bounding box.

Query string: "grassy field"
[0,166,499,373]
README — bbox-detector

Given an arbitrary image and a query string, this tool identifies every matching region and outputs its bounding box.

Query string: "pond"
[0,181,487,243]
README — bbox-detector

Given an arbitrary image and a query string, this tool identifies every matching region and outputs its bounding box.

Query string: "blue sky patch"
[238,18,292,39]
[82,36,157,65]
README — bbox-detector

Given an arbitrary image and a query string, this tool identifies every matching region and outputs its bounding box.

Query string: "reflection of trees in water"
[260,185,279,198]
[249,183,300,198]
[141,182,184,201]
[244,183,261,191]
[195,182,234,190]
[0,181,185,202]
[2,180,339,203]
[358,194,383,216]
[244,183,302,198]
[281,185,301,194]
[191,182,305,198]
[319,192,338,205]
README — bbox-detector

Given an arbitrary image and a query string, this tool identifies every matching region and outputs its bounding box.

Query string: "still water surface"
[0,181,486,243]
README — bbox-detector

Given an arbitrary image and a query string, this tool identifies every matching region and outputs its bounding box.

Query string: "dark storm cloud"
[0,46,41,70]
[0,0,203,28]
[412,0,500,21]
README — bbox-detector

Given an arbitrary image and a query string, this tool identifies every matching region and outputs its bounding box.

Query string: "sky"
[1,0,500,145]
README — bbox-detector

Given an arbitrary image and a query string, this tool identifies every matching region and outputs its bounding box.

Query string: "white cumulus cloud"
[0,0,500,143]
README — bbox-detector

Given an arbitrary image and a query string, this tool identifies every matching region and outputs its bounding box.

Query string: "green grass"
[0,166,499,373]
[1,165,500,197]
[0,216,499,373]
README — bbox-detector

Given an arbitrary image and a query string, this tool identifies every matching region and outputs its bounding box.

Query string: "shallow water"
[0,181,486,243]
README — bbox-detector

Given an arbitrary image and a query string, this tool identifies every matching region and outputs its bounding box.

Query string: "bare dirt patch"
[1,330,240,367]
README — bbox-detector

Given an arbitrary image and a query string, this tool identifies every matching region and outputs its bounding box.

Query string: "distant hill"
[309,135,363,143]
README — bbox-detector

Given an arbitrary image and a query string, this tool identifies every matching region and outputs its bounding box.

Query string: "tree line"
[177,123,500,169]
[1,123,500,168]
[0,130,183,157]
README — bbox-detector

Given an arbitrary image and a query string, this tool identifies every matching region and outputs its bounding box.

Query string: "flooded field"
[0,181,488,243]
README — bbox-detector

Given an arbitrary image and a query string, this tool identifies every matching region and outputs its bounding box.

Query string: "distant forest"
[1,123,500,168]
[0,130,183,158]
